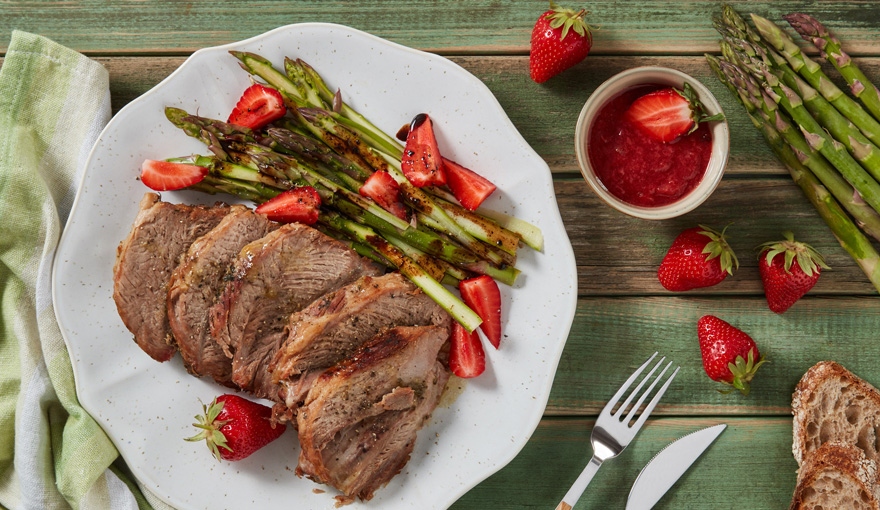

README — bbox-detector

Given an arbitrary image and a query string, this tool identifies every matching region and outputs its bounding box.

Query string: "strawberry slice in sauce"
[254,186,321,225]
[401,113,446,187]
[227,84,287,130]
[443,158,497,211]
[625,83,724,143]
[459,275,502,349]
[140,159,208,191]
[448,322,486,378]
[359,170,408,220]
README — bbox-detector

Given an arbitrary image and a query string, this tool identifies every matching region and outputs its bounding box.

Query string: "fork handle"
[555,455,602,510]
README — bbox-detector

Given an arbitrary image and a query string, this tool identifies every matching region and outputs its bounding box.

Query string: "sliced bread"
[792,361,880,466]
[789,442,880,510]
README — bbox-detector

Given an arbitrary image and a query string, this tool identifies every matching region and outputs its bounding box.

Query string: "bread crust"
[792,361,880,466]
[789,442,880,510]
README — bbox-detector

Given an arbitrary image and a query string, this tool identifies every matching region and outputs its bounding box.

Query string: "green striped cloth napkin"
[0,31,171,510]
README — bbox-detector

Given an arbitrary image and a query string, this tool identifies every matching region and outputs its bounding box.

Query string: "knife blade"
[625,423,726,510]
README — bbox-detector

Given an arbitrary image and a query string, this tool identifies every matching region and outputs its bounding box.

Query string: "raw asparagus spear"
[721,49,880,212]
[785,13,880,124]
[708,54,880,242]
[748,13,880,147]
[720,36,880,183]
[755,109,880,292]
[709,51,880,290]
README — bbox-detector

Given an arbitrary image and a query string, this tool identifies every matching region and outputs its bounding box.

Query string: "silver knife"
[625,424,727,510]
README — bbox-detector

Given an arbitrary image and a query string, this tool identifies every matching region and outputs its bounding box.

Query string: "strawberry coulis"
[588,84,712,207]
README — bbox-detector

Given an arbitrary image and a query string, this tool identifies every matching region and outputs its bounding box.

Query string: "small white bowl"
[574,66,729,220]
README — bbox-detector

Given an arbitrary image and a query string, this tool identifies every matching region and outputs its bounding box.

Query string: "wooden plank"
[452,416,797,509]
[4,54,876,178]
[453,55,880,177]
[3,2,880,57]
[455,55,779,176]
[545,296,880,416]
[557,178,880,296]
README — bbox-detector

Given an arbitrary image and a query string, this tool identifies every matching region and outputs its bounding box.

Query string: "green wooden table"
[5,1,880,508]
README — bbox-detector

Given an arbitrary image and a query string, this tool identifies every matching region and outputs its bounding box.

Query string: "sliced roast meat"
[269,272,450,419]
[113,193,229,362]
[209,222,382,399]
[167,205,279,385]
[296,325,450,505]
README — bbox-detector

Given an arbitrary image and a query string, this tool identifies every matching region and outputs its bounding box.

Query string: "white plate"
[53,23,577,510]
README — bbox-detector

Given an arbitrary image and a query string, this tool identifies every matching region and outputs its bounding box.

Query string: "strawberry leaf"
[546,2,591,41]
[757,231,829,277]
[698,224,739,275]
[724,349,767,397]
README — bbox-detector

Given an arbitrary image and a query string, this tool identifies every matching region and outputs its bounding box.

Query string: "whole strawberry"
[758,232,829,314]
[658,225,738,291]
[186,394,286,461]
[697,315,766,396]
[529,1,593,83]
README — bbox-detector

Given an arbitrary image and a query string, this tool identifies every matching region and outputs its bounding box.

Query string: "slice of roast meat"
[167,205,279,385]
[296,325,451,505]
[269,272,450,420]
[209,222,382,399]
[113,193,229,362]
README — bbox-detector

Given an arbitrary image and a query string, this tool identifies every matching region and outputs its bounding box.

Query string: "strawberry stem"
[724,349,767,397]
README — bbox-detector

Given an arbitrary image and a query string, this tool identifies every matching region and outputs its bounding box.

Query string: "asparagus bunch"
[784,13,880,124]
[709,6,880,292]
[707,55,880,290]
[161,52,544,330]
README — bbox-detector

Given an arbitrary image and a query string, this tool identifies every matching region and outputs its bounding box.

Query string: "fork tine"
[601,352,658,415]
[614,356,666,418]
[623,360,672,424]
[631,365,680,431]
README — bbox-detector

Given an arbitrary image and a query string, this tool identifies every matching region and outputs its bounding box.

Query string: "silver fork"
[555,352,679,510]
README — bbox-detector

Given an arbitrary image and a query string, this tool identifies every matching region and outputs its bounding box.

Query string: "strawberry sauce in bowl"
[575,67,729,219]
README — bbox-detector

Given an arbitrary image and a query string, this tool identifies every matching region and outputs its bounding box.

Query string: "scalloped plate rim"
[52,22,577,509]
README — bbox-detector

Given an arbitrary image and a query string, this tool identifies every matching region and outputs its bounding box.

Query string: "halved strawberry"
[625,83,725,143]
[401,113,446,187]
[359,170,408,220]
[254,186,321,224]
[449,321,486,378]
[139,159,208,191]
[443,158,497,211]
[459,275,502,349]
[227,84,287,130]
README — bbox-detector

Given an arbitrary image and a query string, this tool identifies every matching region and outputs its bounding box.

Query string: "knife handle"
[556,455,602,510]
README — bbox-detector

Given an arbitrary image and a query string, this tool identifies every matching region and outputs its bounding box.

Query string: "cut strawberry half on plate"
[443,158,497,211]
[449,321,486,378]
[227,83,287,130]
[625,83,724,143]
[459,275,502,349]
[359,170,408,220]
[254,186,321,224]
[139,159,208,191]
[401,113,446,187]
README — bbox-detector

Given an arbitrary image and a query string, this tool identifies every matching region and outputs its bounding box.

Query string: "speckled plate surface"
[52,23,576,510]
